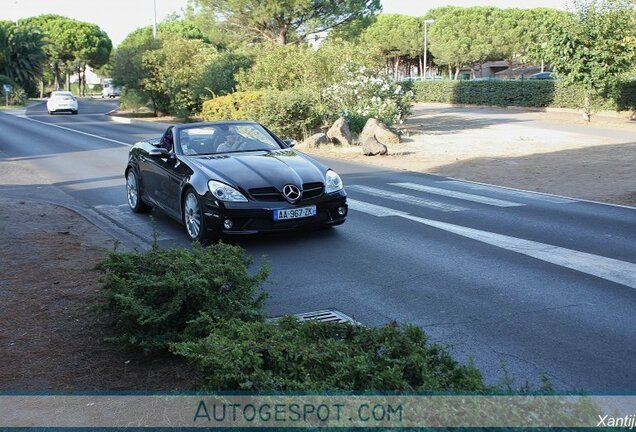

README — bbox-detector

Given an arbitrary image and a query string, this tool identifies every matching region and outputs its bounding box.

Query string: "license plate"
[273,205,316,221]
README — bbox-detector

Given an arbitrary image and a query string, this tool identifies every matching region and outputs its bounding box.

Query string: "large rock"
[373,122,400,146]
[358,117,400,146]
[302,132,329,148]
[326,117,353,146]
[358,118,380,144]
[362,136,388,156]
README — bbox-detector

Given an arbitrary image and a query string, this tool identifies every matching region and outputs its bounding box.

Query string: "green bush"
[173,316,486,391]
[97,243,269,353]
[412,79,635,111]
[201,90,320,139]
[119,88,149,112]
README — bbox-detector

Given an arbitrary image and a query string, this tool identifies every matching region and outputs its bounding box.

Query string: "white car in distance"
[47,91,79,115]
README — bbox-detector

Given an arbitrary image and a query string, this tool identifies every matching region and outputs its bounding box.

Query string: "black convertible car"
[125,121,348,242]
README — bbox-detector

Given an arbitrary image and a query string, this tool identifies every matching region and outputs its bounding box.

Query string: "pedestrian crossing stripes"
[347,198,636,290]
[390,182,524,207]
[347,184,467,212]
[439,180,577,204]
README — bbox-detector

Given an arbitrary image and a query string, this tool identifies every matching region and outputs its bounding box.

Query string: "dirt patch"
[0,199,199,390]
[301,104,636,206]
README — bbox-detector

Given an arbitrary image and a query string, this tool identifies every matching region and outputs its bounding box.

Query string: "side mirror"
[283,139,297,148]
[149,147,171,157]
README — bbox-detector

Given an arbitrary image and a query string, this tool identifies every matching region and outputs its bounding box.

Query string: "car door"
[141,127,176,213]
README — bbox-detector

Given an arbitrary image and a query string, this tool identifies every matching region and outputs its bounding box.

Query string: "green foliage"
[97,243,269,353]
[173,317,486,391]
[362,14,424,59]
[119,88,149,112]
[322,62,414,129]
[194,0,381,45]
[20,14,112,91]
[0,21,46,95]
[412,79,635,111]
[237,42,380,93]
[141,35,218,118]
[542,0,636,118]
[194,51,254,99]
[201,90,320,139]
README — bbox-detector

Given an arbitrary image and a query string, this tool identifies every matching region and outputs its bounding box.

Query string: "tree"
[21,15,112,93]
[362,14,423,79]
[542,0,636,120]
[193,0,381,45]
[141,36,218,117]
[0,21,46,94]
[426,7,498,79]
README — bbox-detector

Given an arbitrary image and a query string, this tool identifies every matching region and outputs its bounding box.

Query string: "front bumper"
[201,190,347,235]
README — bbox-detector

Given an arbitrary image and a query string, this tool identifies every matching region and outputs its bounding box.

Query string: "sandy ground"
[300,103,636,206]
[0,199,199,390]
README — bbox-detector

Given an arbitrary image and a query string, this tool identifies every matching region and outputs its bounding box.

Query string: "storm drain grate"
[270,309,359,325]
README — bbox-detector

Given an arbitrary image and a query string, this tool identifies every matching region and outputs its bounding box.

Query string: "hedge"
[412,79,636,111]
[97,242,269,353]
[173,317,486,391]
[201,90,321,140]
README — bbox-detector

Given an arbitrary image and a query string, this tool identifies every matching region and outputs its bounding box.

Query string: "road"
[1,99,635,391]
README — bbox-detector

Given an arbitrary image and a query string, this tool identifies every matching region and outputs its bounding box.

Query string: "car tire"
[48,110,53,115]
[183,189,217,244]
[126,169,150,213]
[72,110,78,115]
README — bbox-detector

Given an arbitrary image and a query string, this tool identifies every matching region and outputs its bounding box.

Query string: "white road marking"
[391,182,524,207]
[348,185,467,212]
[348,198,636,290]
[8,113,132,146]
[440,180,577,204]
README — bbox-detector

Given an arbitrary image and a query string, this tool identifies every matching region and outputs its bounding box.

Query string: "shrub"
[201,90,320,139]
[322,62,414,131]
[412,79,635,111]
[119,88,149,112]
[97,243,269,353]
[172,316,486,391]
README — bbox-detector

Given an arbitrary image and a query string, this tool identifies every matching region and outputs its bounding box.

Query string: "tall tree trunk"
[507,59,513,79]
[39,78,44,98]
[454,66,460,80]
[394,56,400,80]
[419,55,423,77]
[583,92,592,122]
[448,65,452,79]
[53,63,60,90]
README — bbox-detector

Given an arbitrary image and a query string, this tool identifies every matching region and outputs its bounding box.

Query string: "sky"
[2,0,568,46]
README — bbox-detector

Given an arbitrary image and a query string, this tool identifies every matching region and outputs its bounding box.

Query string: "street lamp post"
[423,19,434,79]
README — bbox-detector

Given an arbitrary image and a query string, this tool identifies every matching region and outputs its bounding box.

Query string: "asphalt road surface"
[1,99,635,391]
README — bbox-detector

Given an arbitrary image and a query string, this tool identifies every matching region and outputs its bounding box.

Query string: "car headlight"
[325,170,343,193]
[208,180,248,202]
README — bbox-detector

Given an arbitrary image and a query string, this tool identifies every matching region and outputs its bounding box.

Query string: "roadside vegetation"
[2,0,633,122]
[98,242,487,391]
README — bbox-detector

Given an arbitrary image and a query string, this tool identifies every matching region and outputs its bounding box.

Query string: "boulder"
[358,117,400,146]
[358,118,380,144]
[302,133,329,148]
[362,136,388,156]
[373,121,400,146]
[327,117,353,146]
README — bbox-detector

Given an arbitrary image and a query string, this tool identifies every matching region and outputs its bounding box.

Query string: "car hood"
[186,149,327,191]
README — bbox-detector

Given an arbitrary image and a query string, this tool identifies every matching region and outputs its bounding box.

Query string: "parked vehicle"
[528,72,556,80]
[46,91,78,115]
[125,121,348,243]
[101,84,121,98]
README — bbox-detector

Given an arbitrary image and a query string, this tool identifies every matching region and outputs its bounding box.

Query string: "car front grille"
[301,182,323,200]
[249,182,324,202]
[249,187,282,201]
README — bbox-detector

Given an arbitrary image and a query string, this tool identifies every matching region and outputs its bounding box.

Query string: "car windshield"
[178,123,282,156]
[51,92,73,99]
